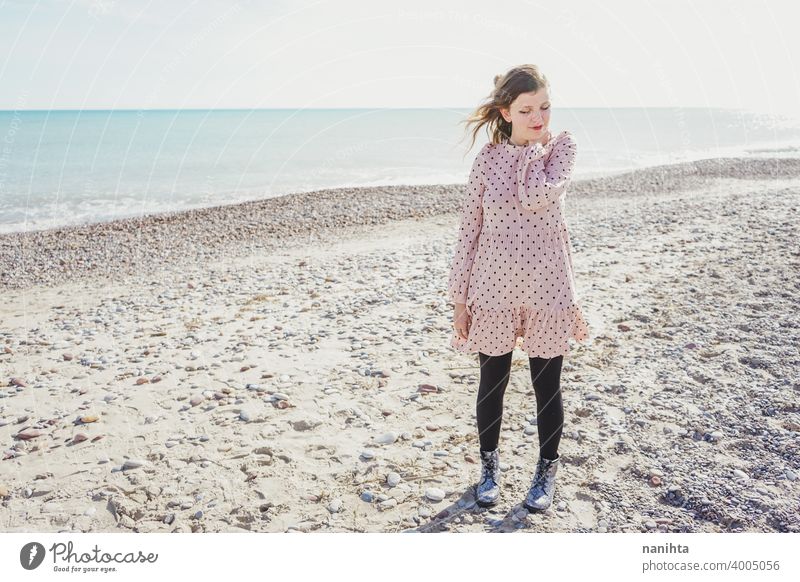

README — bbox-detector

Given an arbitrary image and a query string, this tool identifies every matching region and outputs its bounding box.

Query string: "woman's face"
[500,89,551,142]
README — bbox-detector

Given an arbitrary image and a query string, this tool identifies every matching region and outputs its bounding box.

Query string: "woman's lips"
[532,125,543,130]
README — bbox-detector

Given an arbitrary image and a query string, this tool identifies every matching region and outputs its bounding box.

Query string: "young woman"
[447,64,590,511]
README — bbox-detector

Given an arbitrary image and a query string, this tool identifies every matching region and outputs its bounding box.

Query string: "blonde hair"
[460,64,549,153]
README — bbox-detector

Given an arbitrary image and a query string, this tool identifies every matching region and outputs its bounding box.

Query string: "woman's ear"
[499,107,510,123]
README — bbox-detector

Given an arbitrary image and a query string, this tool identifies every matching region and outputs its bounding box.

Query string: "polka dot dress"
[447,130,590,357]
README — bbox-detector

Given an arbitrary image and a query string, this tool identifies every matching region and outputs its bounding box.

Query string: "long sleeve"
[516,131,577,211]
[447,149,486,304]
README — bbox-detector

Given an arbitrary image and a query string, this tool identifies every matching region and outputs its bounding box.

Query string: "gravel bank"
[2,156,800,291]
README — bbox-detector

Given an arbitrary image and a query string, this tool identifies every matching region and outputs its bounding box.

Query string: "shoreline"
[2,155,800,292]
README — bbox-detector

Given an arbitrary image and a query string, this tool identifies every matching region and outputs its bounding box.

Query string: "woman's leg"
[528,355,564,460]
[476,350,513,451]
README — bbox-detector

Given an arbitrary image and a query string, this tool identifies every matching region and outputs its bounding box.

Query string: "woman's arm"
[515,131,577,211]
[447,148,486,304]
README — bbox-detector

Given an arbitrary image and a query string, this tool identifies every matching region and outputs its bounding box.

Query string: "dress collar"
[500,130,566,148]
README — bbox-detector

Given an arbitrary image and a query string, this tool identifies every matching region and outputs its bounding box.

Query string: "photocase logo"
[20,542,46,570]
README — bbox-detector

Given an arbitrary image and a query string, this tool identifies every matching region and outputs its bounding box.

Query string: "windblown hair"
[460,64,549,154]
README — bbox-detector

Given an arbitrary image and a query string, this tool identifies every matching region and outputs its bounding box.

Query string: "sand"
[1,157,798,532]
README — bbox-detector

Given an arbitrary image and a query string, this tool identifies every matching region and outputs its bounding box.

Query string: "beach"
[1,156,799,533]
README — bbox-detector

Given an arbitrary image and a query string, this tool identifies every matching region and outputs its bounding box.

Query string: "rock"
[732,469,749,480]
[15,429,43,440]
[386,472,401,487]
[375,431,398,445]
[425,488,445,502]
[72,433,89,444]
[122,459,148,470]
[78,415,99,424]
[290,419,321,431]
[328,499,343,513]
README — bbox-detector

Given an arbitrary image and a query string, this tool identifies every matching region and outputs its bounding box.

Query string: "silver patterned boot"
[523,453,561,511]
[475,447,501,507]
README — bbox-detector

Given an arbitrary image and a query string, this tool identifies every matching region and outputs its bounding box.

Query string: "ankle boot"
[523,453,560,511]
[475,447,501,507]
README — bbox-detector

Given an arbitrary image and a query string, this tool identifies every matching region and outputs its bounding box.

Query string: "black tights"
[476,350,564,461]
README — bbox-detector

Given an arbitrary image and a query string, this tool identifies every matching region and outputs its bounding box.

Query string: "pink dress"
[447,130,590,358]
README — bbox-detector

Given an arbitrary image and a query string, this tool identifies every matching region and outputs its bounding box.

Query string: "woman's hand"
[534,129,552,147]
[454,303,471,340]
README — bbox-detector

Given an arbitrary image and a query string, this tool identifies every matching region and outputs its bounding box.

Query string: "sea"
[1,107,799,234]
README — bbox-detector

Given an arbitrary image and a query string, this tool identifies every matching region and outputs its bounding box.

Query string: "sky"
[1,0,799,115]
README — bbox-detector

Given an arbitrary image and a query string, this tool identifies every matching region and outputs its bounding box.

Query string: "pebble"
[375,431,398,445]
[732,469,749,480]
[386,472,401,487]
[122,459,148,470]
[425,488,445,502]
[378,498,397,511]
[15,429,42,440]
[328,499,343,513]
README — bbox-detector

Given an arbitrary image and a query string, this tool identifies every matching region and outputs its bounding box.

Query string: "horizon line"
[0,105,760,113]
